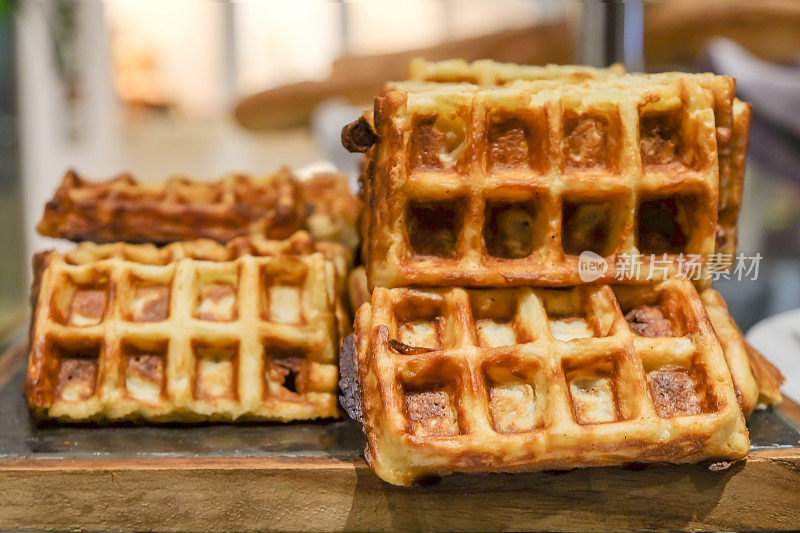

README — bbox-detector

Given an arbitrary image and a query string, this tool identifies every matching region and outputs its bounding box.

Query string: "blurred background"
[1,0,799,376]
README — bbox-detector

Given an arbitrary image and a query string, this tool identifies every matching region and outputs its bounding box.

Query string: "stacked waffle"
[27,168,359,422]
[341,59,784,486]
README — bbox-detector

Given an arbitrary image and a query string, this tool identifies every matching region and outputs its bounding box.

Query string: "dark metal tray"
[1,341,798,461]
[0,343,366,461]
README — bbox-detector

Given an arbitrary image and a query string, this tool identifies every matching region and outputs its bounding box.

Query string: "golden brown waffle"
[408,58,626,85]
[407,58,749,257]
[717,100,751,256]
[37,168,360,248]
[353,78,720,289]
[347,266,370,316]
[346,266,782,417]
[700,288,783,412]
[27,233,349,422]
[351,279,749,486]
[300,173,361,251]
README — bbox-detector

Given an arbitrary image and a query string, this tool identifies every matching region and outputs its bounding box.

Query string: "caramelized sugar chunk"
[193,344,237,401]
[398,318,442,351]
[488,117,530,170]
[476,320,517,348]
[564,360,619,425]
[563,114,611,170]
[404,389,459,437]
[267,356,305,395]
[648,367,701,418]
[549,317,594,342]
[569,374,617,424]
[640,112,683,167]
[125,351,165,403]
[195,283,237,322]
[130,285,169,322]
[408,114,466,170]
[625,305,674,337]
[69,289,107,326]
[389,340,434,355]
[57,357,98,402]
[264,343,313,397]
[488,382,539,433]
[470,291,526,347]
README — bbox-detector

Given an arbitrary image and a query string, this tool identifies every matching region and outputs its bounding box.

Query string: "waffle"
[37,168,360,248]
[717,100,751,256]
[350,279,749,485]
[700,288,783,412]
[350,77,720,289]
[407,58,750,257]
[27,233,349,422]
[299,173,361,251]
[348,266,370,316]
[408,58,626,85]
[345,265,782,417]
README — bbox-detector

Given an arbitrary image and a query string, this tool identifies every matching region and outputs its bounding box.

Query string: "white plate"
[746,308,800,401]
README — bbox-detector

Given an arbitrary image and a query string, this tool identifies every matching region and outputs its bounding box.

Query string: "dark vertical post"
[578,0,644,71]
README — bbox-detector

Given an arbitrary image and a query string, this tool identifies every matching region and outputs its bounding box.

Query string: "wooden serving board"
[1,341,799,532]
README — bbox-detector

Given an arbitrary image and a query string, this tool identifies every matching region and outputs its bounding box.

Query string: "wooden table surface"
[1,344,799,532]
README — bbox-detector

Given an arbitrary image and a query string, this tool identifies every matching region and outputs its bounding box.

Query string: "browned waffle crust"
[407,58,627,85]
[346,266,782,417]
[407,58,750,257]
[356,78,721,289]
[37,168,360,248]
[27,233,350,422]
[700,287,784,411]
[300,173,361,251]
[354,279,749,485]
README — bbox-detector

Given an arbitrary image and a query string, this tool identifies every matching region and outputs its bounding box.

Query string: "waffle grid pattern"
[406,58,749,257]
[355,280,748,485]
[28,240,344,422]
[364,79,719,289]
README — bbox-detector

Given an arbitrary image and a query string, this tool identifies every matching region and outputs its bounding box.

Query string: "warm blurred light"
[346,1,445,54]
[105,0,223,117]
[446,1,553,39]
[235,1,340,95]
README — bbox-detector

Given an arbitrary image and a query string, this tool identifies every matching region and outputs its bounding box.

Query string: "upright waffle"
[352,78,720,289]
[300,173,361,251]
[37,168,360,248]
[350,279,749,486]
[718,99,751,256]
[700,288,784,412]
[408,59,750,257]
[27,233,349,422]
